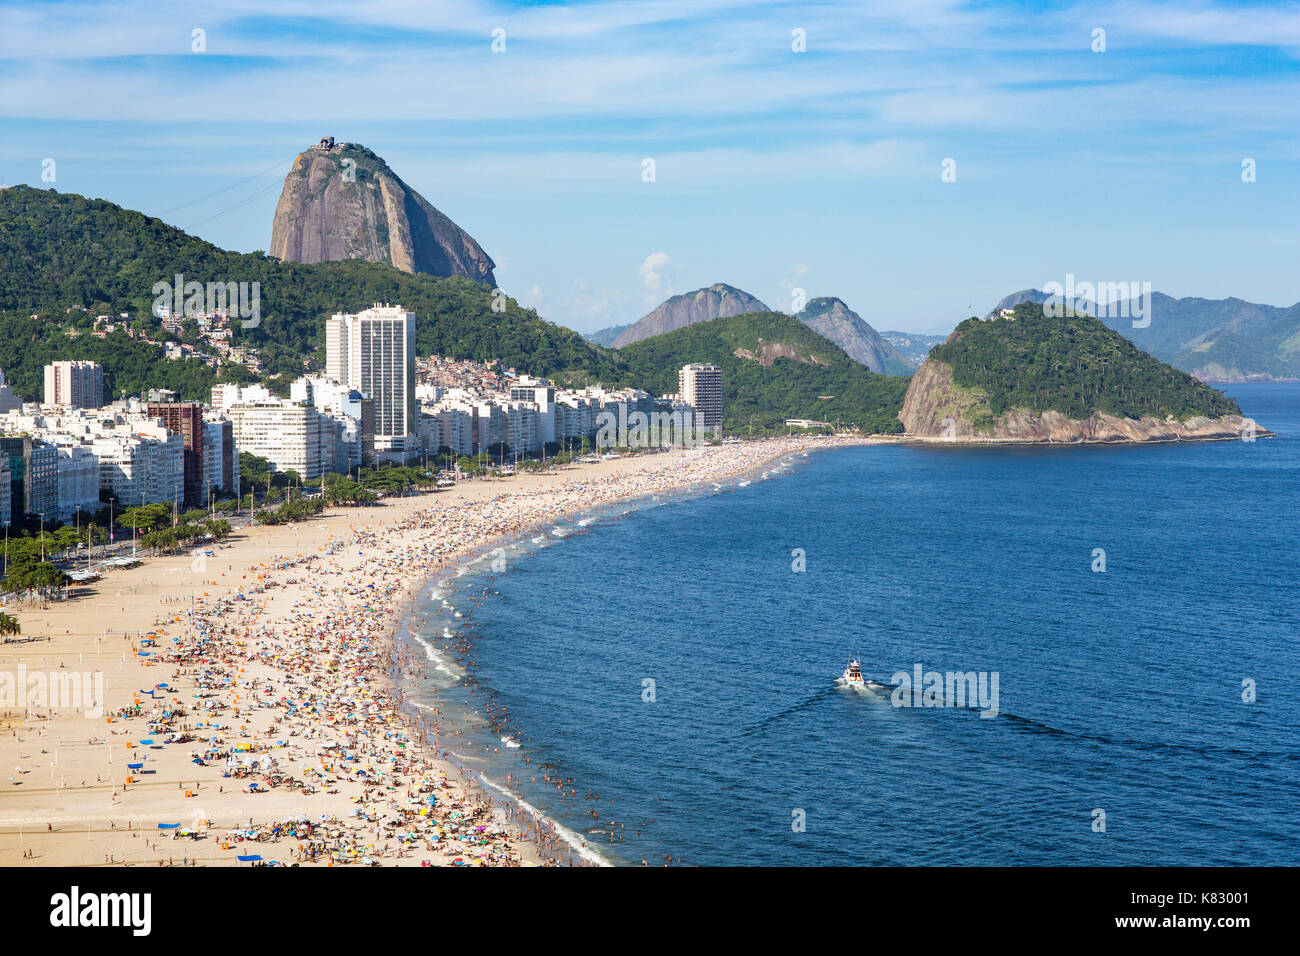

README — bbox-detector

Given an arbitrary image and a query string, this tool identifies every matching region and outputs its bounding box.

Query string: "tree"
[3,562,73,607]
[0,612,20,636]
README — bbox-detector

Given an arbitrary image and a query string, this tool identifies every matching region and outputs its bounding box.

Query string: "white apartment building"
[678,364,723,431]
[210,383,273,410]
[228,401,332,482]
[54,444,101,521]
[509,375,556,446]
[420,401,475,457]
[325,305,417,462]
[471,401,505,453]
[502,401,540,456]
[290,376,373,470]
[44,360,105,409]
[91,427,184,509]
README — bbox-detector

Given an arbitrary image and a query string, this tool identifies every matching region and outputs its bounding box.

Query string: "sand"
[0,436,871,867]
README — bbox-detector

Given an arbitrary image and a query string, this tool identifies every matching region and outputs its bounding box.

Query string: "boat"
[836,658,886,691]
[837,658,866,688]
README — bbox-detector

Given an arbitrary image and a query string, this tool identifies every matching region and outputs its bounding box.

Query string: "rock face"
[900,359,1264,443]
[269,141,495,284]
[796,297,915,374]
[612,283,768,347]
[732,342,828,367]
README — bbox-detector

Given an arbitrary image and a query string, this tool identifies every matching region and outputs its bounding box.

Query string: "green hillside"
[932,302,1242,421]
[617,311,909,433]
[0,186,622,399]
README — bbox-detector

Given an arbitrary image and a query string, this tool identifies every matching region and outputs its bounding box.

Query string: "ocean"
[401,383,1300,865]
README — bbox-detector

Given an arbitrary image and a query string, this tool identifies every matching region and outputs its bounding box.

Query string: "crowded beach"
[0,436,871,866]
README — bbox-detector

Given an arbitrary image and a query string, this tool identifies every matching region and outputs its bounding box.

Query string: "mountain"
[900,302,1261,442]
[0,186,620,398]
[616,311,908,433]
[611,283,769,348]
[795,297,914,375]
[584,323,630,347]
[269,139,496,285]
[881,331,947,365]
[990,288,1300,382]
[986,288,1051,316]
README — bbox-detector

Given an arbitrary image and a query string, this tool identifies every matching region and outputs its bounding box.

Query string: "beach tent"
[157,823,180,829]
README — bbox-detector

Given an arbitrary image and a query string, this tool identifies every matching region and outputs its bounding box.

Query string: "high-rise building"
[202,418,239,499]
[0,436,59,520]
[228,402,332,482]
[510,375,557,446]
[147,402,205,508]
[44,361,104,409]
[325,305,417,461]
[53,445,100,521]
[678,363,723,431]
[0,458,10,528]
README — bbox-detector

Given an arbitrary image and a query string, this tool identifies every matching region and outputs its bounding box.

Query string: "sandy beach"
[0,435,871,867]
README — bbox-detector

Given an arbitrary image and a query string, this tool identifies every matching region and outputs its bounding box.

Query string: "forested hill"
[616,311,910,433]
[929,302,1242,421]
[0,186,623,398]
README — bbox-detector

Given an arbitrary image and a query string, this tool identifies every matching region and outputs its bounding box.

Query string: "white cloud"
[567,279,625,321]
[638,251,673,304]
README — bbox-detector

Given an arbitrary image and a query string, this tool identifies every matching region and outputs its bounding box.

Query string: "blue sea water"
[406,383,1300,865]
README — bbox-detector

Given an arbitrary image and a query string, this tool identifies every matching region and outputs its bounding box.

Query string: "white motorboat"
[836,658,885,691]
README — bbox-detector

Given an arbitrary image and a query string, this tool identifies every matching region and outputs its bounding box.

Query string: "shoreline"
[389,438,825,867]
[0,435,867,867]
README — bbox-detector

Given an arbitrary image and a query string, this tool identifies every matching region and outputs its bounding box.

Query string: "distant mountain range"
[584,323,631,348]
[880,331,947,365]
[598,284,916,375]
[616,311,908,433]
[611,283,768,347]
[270,139,496,285]
[989,288,1300,382]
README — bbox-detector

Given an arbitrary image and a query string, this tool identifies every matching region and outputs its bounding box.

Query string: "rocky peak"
[269,141,495,285]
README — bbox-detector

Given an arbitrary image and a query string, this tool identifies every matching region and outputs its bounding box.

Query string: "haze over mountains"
[989,289,1300,383]
[880,331,947,365]
[270,140,496,285]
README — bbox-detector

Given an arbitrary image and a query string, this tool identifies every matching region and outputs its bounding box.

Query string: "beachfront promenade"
[0,436,868,867]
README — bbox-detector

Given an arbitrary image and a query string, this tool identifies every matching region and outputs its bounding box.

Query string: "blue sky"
[0,0,1297,334]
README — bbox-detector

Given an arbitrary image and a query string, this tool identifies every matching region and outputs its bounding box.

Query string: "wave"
[478,772,612,866]
[411,634,464,679]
